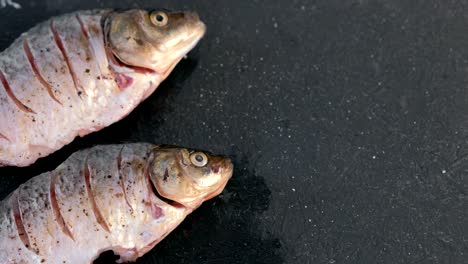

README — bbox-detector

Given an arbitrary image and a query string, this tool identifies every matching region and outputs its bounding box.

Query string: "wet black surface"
[2,0,468,263]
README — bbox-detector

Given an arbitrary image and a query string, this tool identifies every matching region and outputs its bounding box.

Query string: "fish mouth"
[152,22,206,78]
[204,179,230,201]
[204,160,233,200]
[171,21,206,56]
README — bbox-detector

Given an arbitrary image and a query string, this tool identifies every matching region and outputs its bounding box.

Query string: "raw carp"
[0,143,232,263]
[0,9,206,167]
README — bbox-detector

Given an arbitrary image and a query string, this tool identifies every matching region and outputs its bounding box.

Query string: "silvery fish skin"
[0,143,233,263]
[0,9,206,167]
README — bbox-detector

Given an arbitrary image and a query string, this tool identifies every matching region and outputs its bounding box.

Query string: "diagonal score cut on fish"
[0,9,206,167]
[0,143,233,263]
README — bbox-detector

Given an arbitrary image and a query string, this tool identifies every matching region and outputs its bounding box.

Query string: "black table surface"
[1,0,468,263]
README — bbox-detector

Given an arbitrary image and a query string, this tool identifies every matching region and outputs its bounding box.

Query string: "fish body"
[0,143,232,263]
[0,9,206,167]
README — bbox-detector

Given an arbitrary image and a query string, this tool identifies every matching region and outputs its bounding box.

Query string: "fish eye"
[150,11,168,27]
[190,152,208,167]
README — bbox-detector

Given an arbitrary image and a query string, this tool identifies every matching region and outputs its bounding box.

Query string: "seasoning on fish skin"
[0,9,206,167]
[0,143,233,263]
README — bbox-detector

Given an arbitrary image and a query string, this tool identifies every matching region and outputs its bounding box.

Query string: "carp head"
[149,146,233,209]
[105,9,206,77]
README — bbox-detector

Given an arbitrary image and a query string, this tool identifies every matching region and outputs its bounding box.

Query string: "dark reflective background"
[2,0,468,263]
